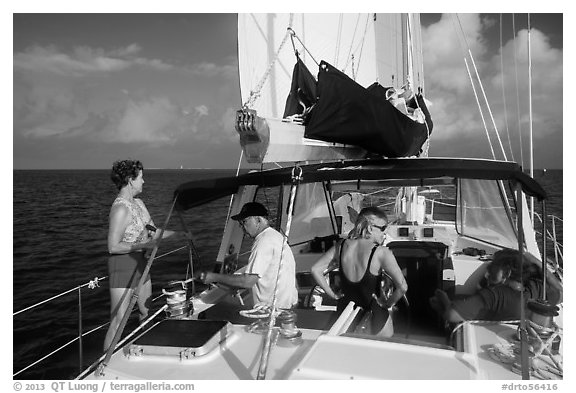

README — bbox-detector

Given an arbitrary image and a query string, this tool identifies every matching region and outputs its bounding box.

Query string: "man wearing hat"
[198,202,298,309]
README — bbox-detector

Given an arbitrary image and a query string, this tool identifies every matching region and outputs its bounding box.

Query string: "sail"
[237,13,431,160]
[238,14,383,117]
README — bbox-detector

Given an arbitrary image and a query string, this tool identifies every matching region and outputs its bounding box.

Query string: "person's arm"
[378,247,408,308]
[433,289,467,323]
[137,199,187,241]
[108,204,156,254]
[311,246,341,300]
[201,271,259,289]
[434,288,490,323]
[148,224,190,241]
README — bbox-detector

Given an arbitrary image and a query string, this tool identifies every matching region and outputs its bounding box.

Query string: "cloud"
[195,105,209,117]
[100,97,187,143]
[13,44,174,77]
[187,56,238,79]
[422,14,562,164]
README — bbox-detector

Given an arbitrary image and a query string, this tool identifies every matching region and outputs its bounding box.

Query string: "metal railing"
[13,245,190,378]
[533,213,563,276]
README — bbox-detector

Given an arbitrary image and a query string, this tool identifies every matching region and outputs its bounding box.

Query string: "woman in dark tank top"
[311,207,407,336]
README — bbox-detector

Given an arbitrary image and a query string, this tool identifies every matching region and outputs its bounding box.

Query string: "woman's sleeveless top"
[338,240,382,310]
[112,197,151,244]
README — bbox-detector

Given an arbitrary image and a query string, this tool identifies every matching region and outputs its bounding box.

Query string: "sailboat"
[76,13,562,380]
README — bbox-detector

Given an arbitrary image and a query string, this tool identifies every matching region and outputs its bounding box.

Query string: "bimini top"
[174,157,546,211]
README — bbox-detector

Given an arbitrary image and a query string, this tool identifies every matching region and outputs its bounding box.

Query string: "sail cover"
[303,61,433,157]
[283,56,317,118]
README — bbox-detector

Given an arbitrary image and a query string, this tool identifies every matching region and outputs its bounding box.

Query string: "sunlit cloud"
[13,44,174,77]
[188,57,237,79]
[422,13,562,162]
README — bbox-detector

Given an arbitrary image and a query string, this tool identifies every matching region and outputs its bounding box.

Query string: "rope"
[467,49,508,161]
[256,165,302,380]
[13,276,108,316]
[76,305,167,380]
[242,15,294,109]
[512,14,525,168]
[349,14,371,81]
[527,14,535,224]
[464,57,495,159]
[14,242,190,317]
[13,322,109,377]
[288,27,319,68]
[342,14,362,74]
[223,150,244,238]
[453,14,508,161]
[450,319,521,345]
[334,14,343,66]
[499,14,515,161]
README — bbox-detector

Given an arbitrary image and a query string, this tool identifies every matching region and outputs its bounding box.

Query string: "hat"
[231,202,268,221]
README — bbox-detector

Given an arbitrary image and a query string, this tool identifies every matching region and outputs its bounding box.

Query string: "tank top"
[112,197,151,244]
[338,240,382,310]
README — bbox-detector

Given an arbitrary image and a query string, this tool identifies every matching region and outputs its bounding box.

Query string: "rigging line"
[13,322,110,378]
[500,14,515,161]
[13,276,107,316]
[450,15,489,151]
[77,305,168,380]
[406,13,414,88]
[289,28,319,67]
[466,44,508,161]
[407,14,431,157]
[465,57,496,159]
[454,14,507,160]
[527,13,535,224]
[416,14,425,92]
[256,165,302,380]
[351,14,371,80]
[223,149,244,238]
[342,14,362,73]
[242,14,294,109]
[334,14,343,66]
[512,14,525,168]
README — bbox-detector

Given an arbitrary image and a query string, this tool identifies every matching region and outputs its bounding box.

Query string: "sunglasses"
[372,224,388,232]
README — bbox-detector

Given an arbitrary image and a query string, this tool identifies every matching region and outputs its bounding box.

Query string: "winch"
[162,280,193,319]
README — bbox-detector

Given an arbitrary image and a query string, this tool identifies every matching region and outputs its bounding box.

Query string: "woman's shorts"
[108,252,151,289]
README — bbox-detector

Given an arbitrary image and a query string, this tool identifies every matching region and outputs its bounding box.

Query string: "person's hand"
[434,289,450,307]
[142,238,158,250]
[194,270,209,284]
[331,292,343,301]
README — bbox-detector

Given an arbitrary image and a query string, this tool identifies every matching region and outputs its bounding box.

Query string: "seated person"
[197,202,298,310]
[430,248,562,323]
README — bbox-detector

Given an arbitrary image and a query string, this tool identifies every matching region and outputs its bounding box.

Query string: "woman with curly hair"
[104,159,181,351]
[311,207,407,337]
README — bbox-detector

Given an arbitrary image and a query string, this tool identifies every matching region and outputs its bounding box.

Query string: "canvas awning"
[174,158,546,211]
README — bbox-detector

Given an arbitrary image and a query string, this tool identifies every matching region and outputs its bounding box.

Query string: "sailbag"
[237,13,433,162]
[300,60,433,157]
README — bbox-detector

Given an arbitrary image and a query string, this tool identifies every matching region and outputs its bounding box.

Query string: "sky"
[10,8,565,170]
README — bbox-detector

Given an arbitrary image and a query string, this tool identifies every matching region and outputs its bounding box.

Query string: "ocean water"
[12,168,563,379]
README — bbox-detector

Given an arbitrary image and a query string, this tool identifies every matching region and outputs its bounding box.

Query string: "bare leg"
[137,276,152,322]
[104,287,133,352]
